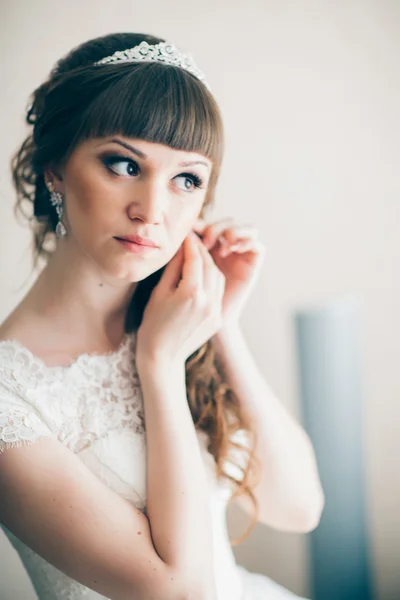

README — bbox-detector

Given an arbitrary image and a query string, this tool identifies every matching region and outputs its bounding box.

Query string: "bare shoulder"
[0,313,65,366]
[0,309,36,345]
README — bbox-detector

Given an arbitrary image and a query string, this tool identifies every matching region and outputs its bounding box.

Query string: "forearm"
[138,359,216,598]
[213,324,324,525]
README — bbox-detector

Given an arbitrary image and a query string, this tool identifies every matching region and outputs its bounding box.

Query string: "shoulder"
[0,335,40,394]
[0,339,56,455]
[0,385,56,454]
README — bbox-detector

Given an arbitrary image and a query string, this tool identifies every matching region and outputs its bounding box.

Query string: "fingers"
[198,220,260,253]
[196,236,225,318]
[220,238,265,258]
[219,225,259,246]
[192,217,207,235]
[156,244,185,291]
[163,229,226,305]
[194,233,224,298]
[199,218,235,250]
[178,233,224,312]
[179,233,203,291]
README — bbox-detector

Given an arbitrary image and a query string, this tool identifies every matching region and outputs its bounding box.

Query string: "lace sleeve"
[0,393,55,454]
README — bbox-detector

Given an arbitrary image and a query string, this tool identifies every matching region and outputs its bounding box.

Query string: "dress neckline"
[0,331,133,371]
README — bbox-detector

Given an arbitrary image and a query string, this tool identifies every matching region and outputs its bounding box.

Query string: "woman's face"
[49,136,212,282]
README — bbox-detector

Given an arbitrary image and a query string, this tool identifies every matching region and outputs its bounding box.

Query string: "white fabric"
[0,331,308,600]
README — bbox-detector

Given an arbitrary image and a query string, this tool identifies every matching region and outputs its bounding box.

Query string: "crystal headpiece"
[94,41,210,90]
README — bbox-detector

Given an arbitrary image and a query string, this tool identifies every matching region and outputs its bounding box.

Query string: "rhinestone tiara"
[93,41,210,90]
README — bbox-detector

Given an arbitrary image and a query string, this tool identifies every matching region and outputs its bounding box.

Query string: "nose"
[126,179,165,225]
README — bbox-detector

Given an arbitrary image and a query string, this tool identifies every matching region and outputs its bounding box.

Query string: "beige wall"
[1,1,399,598]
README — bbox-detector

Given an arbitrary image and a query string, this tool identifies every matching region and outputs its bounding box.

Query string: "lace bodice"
[0,331,248,600]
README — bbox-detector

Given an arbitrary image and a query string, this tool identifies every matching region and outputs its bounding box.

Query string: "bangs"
[71,62,223,164]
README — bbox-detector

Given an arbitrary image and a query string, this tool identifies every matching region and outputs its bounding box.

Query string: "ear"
[192,217,207,235]
[43,166,64,193]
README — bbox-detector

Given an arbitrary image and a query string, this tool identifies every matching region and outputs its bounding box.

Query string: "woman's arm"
[138,358,217,598]
[0,433,203,600]
[213,324,325,532]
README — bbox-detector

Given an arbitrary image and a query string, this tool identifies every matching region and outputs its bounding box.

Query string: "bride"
[0,32,324,600]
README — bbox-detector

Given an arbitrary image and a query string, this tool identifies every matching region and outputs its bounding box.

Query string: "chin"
[103,256,163,284]
[92,240,169,284]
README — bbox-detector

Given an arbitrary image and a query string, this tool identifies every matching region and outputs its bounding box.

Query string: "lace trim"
[0,331,131,370]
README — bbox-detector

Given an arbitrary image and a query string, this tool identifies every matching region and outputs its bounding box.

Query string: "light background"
[0,1,399,599]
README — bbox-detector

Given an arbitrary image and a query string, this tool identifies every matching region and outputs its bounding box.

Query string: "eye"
[174,173,205,192]
[102,155,139,177]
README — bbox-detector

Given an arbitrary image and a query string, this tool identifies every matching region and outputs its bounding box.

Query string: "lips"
[115,234,158,247]
[115,237,158,254]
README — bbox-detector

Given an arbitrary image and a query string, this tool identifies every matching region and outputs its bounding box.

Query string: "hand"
[136,232,226,368]
[192,218,266,324]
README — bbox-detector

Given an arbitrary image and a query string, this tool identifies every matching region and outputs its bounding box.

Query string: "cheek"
[65,173,116,230]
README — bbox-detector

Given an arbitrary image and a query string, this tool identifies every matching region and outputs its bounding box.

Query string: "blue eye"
[102,155,139,177]
[174,174,204,192]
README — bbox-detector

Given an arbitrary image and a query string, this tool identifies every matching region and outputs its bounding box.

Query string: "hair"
[11,32,262,545]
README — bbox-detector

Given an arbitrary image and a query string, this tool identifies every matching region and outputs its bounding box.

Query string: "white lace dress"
[0,331,308,600]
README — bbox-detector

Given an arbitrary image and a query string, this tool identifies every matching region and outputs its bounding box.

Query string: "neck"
[20,241,138,347]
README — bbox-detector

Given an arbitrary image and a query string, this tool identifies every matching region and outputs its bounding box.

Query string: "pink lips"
[117,234,158,247]
[115,237,158,254]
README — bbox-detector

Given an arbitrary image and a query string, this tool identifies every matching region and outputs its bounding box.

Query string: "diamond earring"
[47,181,67,238]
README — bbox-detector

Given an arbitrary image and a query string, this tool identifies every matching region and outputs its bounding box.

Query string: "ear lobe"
[44,167,65,194]
[192,217,207,234]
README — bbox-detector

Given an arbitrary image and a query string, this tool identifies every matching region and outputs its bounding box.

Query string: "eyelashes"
[179,172,204,190]
[100,153,206,191]
[102,155,139,177]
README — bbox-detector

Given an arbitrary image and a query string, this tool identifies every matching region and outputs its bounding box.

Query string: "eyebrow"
[98,138,210,169]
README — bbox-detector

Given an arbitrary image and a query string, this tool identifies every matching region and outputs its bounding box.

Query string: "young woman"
[0,32,324,600]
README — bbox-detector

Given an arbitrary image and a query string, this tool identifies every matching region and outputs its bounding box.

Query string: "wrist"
[137,359,188,406]
[136,351,186,381]
[214,321,242,343]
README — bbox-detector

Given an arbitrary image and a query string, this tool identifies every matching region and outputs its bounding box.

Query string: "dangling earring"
[47,180,67,238]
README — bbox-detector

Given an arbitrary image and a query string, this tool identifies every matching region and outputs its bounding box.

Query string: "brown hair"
[11,32,261,545]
